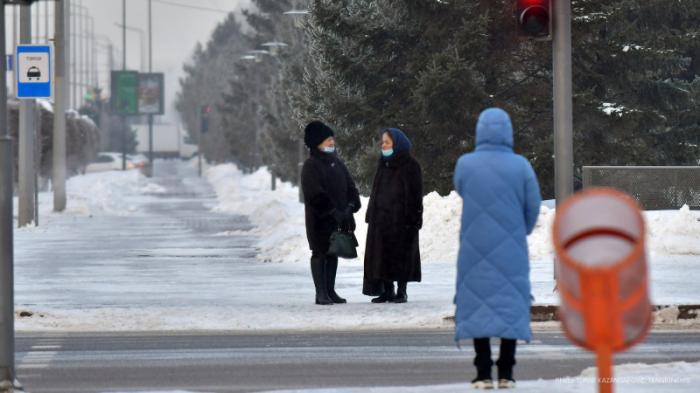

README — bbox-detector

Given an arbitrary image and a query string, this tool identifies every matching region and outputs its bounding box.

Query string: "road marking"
[31,345,61,350]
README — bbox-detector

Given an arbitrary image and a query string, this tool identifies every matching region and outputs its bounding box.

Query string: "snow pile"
[207,164,309,263]
[63,170,160,216]
[16,169,163,222]
[263,361,699,392]
[207,163,700,264]
[646,205,700,255]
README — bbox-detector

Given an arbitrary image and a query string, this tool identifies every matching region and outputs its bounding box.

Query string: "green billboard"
[110,70,139,115]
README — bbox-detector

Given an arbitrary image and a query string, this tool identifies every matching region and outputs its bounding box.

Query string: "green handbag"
[328,230,359,259]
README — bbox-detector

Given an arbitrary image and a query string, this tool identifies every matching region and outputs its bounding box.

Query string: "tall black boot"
[326,256,346,304]
[473,337,493,381]
[497,338,517,385]
[392,281,407,303]
[310,254,333,305]
[371,281,395,303]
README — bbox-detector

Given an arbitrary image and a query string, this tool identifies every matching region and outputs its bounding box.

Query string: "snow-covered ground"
[261,361,700,392]
[10,161,700,332]
[207,164,700,306]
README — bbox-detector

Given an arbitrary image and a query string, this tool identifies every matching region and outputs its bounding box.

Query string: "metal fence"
[582,166,700,210]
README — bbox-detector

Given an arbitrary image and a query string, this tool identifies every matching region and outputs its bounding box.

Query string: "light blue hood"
[475,107,514,150]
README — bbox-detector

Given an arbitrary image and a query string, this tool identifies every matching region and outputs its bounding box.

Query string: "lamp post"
[114,23,146,72]
[0,1,16,387]
[283,8,310,203]
[147,0,154,177]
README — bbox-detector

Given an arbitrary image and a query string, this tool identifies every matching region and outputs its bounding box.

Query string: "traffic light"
[200,105,211,134]
[516,0,552,39]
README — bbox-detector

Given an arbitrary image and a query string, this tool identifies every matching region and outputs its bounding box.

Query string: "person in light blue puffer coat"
[453,107,542,389]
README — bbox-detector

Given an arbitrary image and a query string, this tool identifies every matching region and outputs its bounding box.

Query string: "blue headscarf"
[383,128,412,157]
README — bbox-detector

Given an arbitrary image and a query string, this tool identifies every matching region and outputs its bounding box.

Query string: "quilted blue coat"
[453,108,542,343]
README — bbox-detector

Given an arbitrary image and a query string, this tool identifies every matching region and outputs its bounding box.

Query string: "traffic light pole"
[552,0,574,284]
[552,0,574,205]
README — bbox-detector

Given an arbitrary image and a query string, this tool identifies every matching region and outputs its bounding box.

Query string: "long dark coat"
[301,149,361,253]
[363,151,423,295]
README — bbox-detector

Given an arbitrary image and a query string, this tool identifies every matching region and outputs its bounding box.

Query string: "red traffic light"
[516,0,551,39]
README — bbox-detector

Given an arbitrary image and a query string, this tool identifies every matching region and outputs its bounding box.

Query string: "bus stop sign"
[16,45,52,99]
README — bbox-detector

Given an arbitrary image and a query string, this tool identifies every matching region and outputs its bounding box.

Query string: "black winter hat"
[304,121,334,149]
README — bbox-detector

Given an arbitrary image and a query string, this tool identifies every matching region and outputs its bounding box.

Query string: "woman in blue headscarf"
[363,128,423,303]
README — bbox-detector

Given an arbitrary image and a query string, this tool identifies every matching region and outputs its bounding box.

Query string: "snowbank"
[16,169,165,227]
[263,361,699,393]
[62,170,163,216]
[206,164,700,265]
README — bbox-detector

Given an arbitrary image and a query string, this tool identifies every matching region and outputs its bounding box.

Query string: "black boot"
[392,281,407,303]
[326,256,346,304]
[497,338,517,386]
[473,338,493,382]
[310,254,333,305]
[371,281,395,303]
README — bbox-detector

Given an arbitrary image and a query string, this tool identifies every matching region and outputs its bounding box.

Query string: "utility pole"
[81,4,88,106]
[70,0,76,109]
[44,0,48,42]
[147,0,154,177]
[54,0,68,212]
[11,7,18,97]
[33,0,38,41]
[18,1,37,228]
[0,2,17,388]
[77,0,83,108]
[121,0,127,171]
[553,0,574,206]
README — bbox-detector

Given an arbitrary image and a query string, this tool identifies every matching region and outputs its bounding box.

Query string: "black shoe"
[470,378,494,389]
[311,256,333,305]
[392,282,407,303]
[371,281,395,303]
[498,379,516,389]
[371,292,391,303]
[326,257,346,304]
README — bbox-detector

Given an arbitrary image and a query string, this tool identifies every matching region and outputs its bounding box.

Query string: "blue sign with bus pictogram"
[16,45,52,99]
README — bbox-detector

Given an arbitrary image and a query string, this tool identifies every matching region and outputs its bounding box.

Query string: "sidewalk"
[11,160,700,332]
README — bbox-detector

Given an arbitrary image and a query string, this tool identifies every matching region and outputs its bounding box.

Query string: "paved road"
[15,329,700,393]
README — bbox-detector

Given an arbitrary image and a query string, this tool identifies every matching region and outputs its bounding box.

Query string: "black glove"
[331,209,347,227]
[344,206,356,232]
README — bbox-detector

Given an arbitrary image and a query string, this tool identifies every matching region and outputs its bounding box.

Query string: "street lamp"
[262,41,288,56]
[283,9,310,28]
[114,23,146,72]
[283,8,310,202]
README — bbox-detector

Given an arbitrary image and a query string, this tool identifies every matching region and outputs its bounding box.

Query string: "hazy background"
[4,0,252,123]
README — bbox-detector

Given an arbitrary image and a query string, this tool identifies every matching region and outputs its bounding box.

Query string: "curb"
[442,305,700,323]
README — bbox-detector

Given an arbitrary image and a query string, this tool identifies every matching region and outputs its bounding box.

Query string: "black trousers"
[473,337,517,380]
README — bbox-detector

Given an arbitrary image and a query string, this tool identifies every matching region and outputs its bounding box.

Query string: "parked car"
[85,152,134,173]
[128,154,148,169]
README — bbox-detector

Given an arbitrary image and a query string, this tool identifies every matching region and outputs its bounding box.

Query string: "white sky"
[5,0,251,122]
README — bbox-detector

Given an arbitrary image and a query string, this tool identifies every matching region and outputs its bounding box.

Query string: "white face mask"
[382,148,394,157]
[321,146,336,154]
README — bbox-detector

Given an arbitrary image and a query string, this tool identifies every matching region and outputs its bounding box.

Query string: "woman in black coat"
[363,128,423,303]
[301,121,361,305]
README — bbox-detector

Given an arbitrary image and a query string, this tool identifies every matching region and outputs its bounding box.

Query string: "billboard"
[138,73,165,115]
[110,70,139,115]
